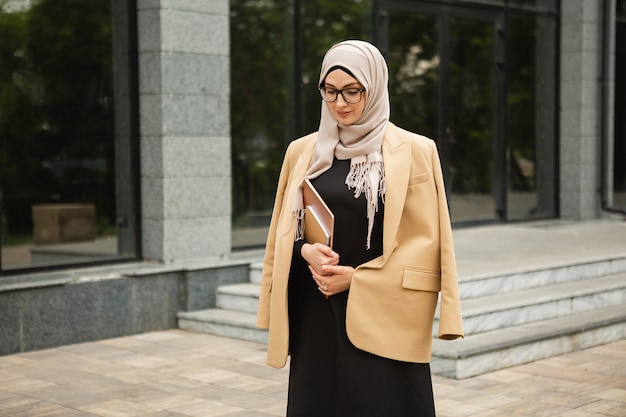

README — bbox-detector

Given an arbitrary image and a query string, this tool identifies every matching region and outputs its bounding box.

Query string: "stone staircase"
[178,255,626,379]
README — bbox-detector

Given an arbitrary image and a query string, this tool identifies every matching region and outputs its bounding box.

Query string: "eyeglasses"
[318,87,365,104]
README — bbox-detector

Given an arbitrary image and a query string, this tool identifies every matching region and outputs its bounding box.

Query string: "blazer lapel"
[365,123,411,268]
[278,127,410,267]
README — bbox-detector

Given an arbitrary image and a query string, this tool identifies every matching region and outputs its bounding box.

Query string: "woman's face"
[323,69,366,126]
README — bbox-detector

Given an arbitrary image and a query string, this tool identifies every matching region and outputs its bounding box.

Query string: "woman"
[256,40,463,417]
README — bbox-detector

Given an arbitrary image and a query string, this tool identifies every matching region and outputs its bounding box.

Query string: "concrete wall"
[0,261,250,356]
[137,0,231,262]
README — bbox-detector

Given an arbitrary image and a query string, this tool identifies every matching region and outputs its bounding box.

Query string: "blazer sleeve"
[432,142,464,340]
[255,144,294,329]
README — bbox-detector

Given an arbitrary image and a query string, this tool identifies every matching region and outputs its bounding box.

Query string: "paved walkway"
[0,329,624,417]
[1,218,625,416]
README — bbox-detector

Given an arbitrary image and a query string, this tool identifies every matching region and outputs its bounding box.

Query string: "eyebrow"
[323,81,363,89]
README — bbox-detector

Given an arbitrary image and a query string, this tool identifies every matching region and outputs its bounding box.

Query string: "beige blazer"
[256,122,464,368]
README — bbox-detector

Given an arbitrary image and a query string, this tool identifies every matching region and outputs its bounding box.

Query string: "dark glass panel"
[386,13,438,140]
[230,0,373,249]
[447,17,496,222]
[0,0,135,271]
[505,13,557,219]
[618,0,626,19]
[230,0,294,247]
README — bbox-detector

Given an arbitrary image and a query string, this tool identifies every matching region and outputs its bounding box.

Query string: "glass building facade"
[0,0,624,273]
[230,0,562,249]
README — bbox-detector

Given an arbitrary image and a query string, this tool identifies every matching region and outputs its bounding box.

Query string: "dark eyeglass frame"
[318,86,366,104]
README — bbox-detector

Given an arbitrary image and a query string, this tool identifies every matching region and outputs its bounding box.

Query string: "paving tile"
[59,341,137,360]
[0,375,57,394]
[533,389,599,409]
[169,399,244,416]
[140,412,191,417]
[138,393,207,410]
[250,399,288,416]
[22,383,112,409]
[0,391,41,410]
[98,384,173,405]
[80,399,159,417]
[578,399,626,416]
[141,375,212,393]
[97,366,164,384]
[0,356,37,369]
[0,401,76,417]
[0,331,622,417]
[218,411,281,417]
[593,388,626,403]
[251,382,289,401]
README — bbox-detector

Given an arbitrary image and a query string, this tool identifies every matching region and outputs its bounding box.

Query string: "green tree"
[0,0,113,239]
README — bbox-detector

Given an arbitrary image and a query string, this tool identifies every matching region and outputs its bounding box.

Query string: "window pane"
[0,0,137,271]
[230,0,294,249]
[230,0,373,249]
[387,13,438,140]
[506,13,557,219]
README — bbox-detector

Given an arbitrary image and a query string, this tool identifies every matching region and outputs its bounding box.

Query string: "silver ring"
[324,285,328,291]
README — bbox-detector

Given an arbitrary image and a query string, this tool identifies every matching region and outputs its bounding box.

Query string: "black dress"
[287,158,436,417]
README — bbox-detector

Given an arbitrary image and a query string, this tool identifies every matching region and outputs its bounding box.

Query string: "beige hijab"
[294,40,389,249]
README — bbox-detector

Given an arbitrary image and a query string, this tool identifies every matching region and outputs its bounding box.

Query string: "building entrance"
[377,1,557,224]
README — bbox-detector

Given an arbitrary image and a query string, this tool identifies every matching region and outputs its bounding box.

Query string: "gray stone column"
[137,1,231,262]
[560,0,603,219]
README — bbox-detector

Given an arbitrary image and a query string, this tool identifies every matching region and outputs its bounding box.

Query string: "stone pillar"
[137,1,231,262]
[560,0,603,219]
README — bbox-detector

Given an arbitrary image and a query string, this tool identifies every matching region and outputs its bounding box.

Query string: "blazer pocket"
[402,268,441,292]
[408,172,429,186]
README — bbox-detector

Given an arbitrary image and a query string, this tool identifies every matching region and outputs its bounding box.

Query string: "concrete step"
[179,253,626,379]
[439,272,626,336]
[218,272,626,337]
[177,308,268,344]
[250,262,262,285]
[216,283,260,314]
[177,305,625,379]
[249,255,626,300]
[458,255,626,299]
[431,304,626,379]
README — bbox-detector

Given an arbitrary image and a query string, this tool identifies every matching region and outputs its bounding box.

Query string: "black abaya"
[287,158,436,417]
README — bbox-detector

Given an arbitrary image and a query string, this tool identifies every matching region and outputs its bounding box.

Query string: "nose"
[335,93,349,106]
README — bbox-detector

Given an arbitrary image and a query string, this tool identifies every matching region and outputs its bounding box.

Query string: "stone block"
[164,177,230,219]
[161,95,229,137]
[162,217,231,261]
[161,136,230,178]
[160,53,229,96]
[32,204,96,245]
[160,10,228,55]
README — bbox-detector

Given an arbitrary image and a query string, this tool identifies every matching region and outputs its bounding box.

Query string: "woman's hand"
[301,243,339,276]
[309,264,354,296]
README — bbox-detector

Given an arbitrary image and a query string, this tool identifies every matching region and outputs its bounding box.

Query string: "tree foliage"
[0,0,113,238]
